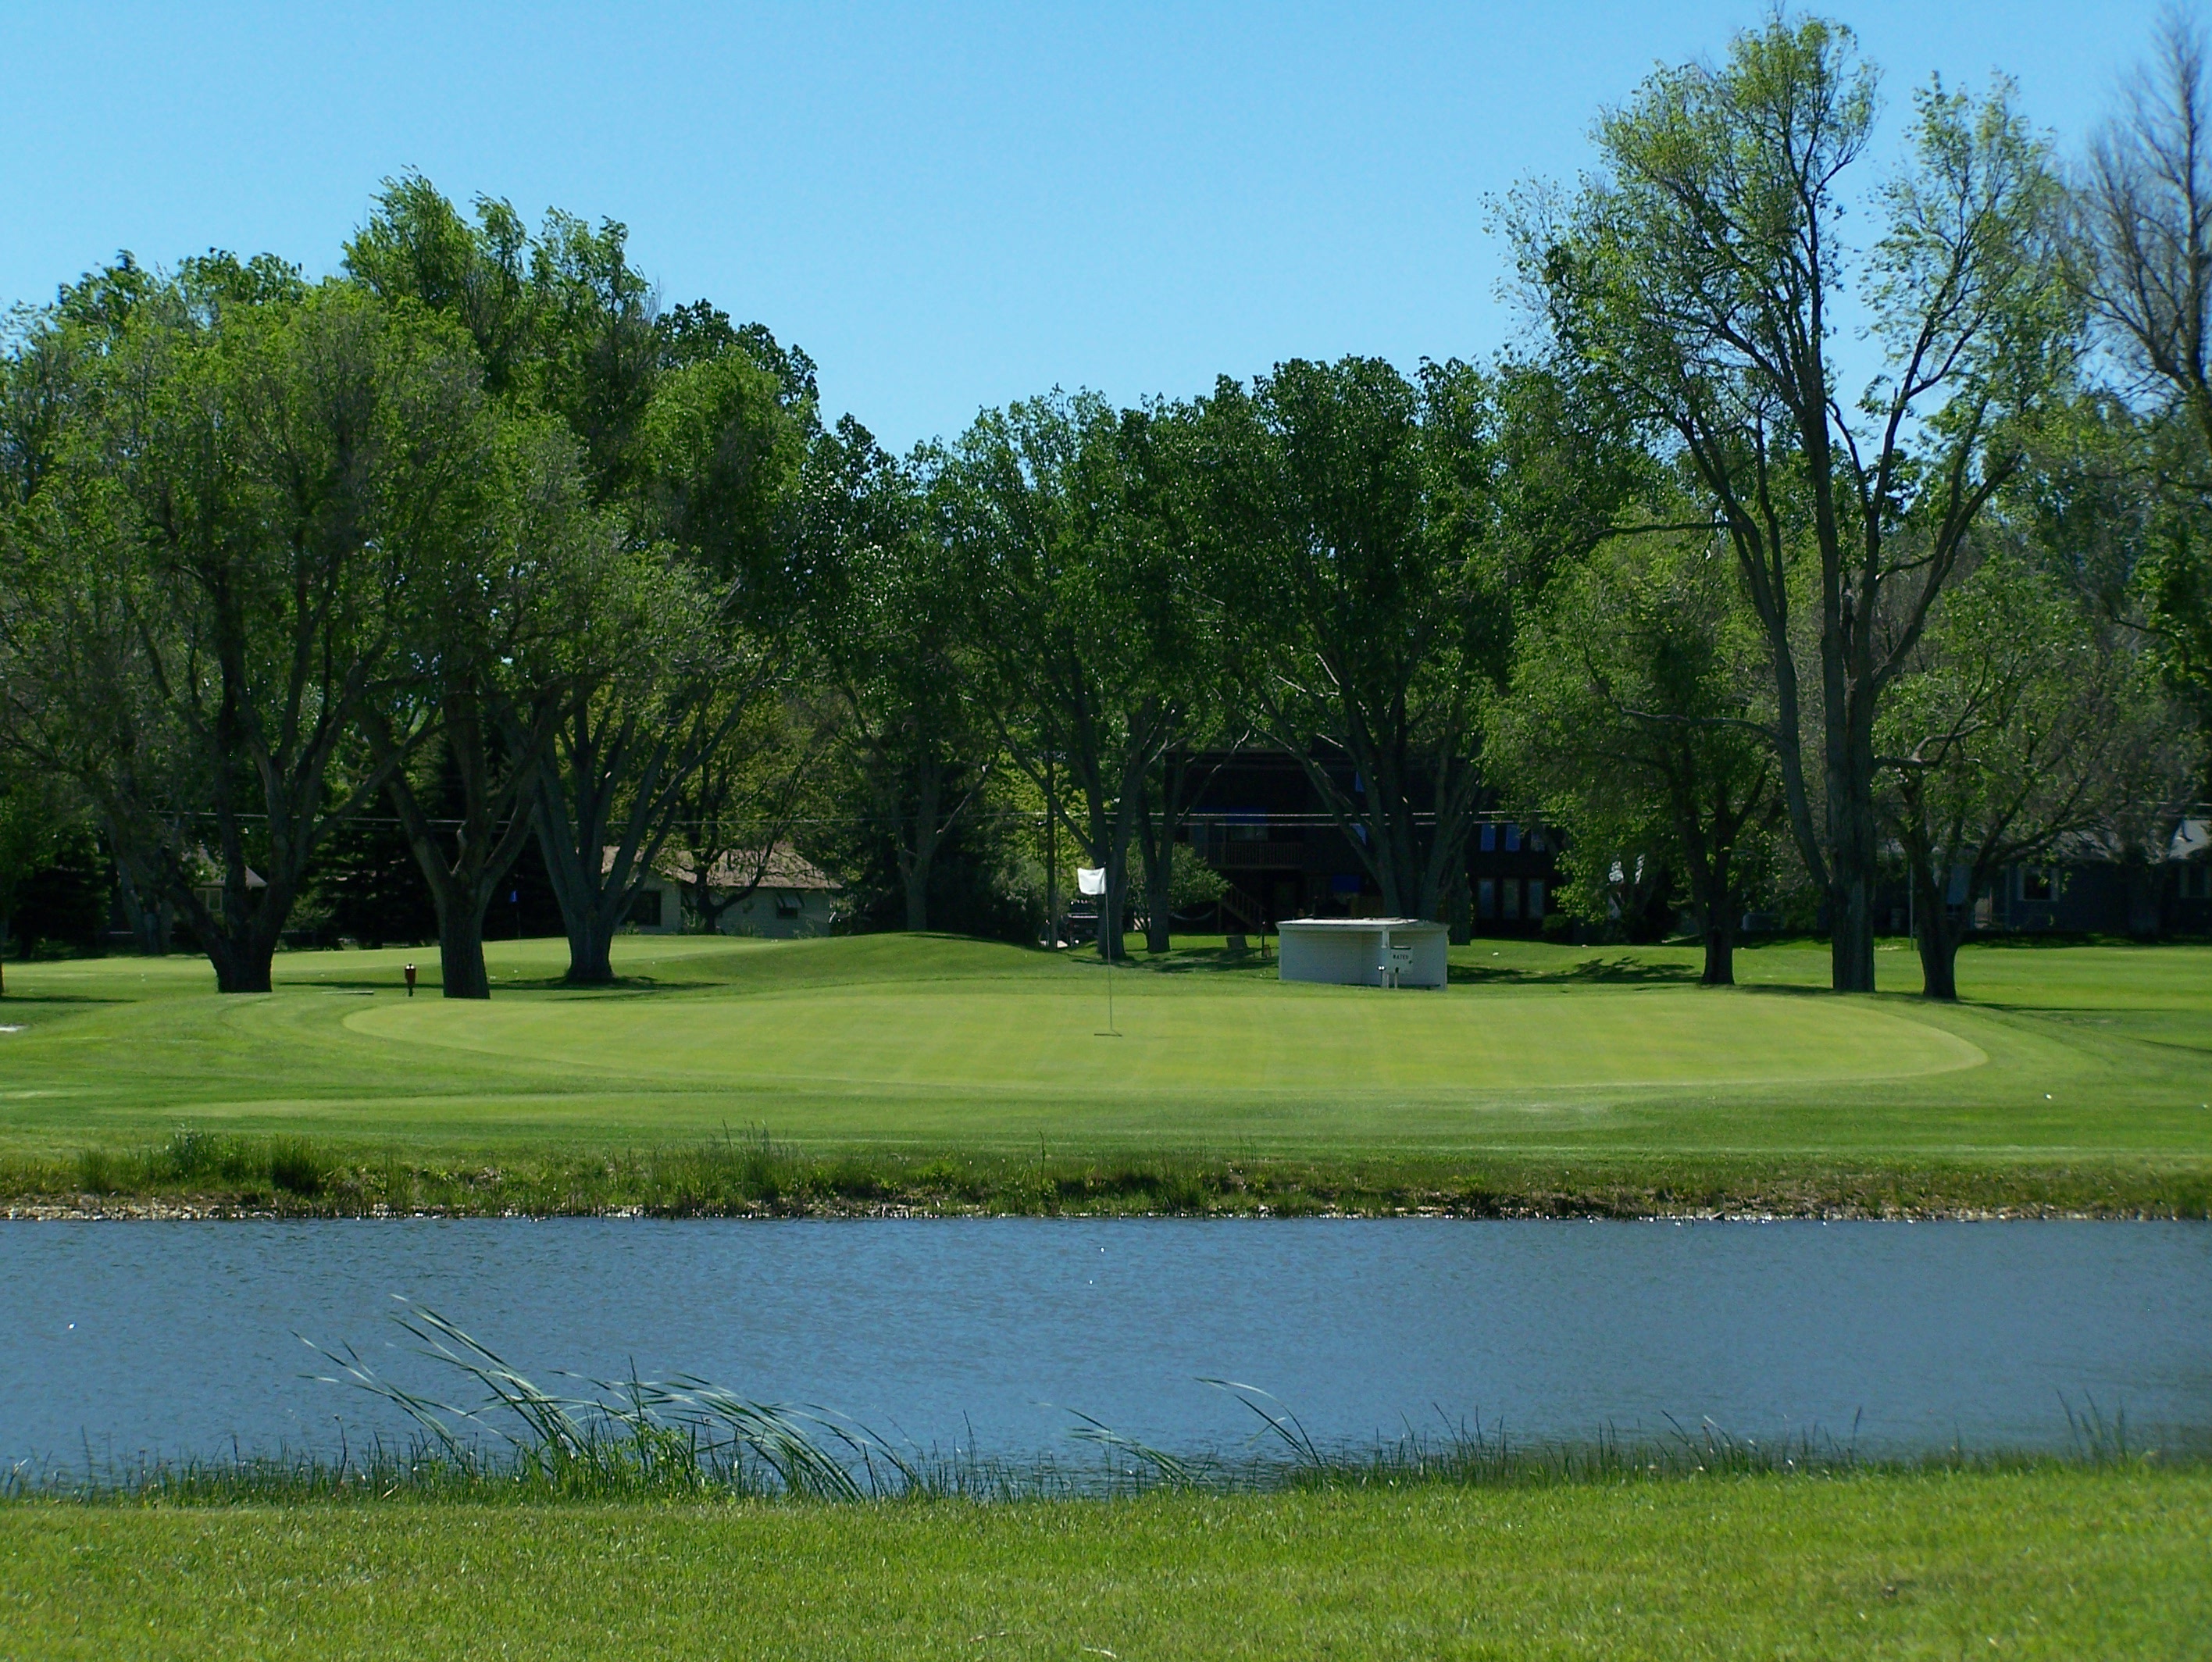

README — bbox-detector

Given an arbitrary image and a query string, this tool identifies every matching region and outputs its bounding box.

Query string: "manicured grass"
[3,1468,2205,1658]
[3,933,2210,1212]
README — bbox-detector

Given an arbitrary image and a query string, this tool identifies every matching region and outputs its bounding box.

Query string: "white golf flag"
[1076,866,1107,897]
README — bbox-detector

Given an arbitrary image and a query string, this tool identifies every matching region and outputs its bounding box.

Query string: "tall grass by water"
[4,1303,2187,1509]
[12,1123,2207,1219]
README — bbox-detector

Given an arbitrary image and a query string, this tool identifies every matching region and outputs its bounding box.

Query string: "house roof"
[601,842,840,891]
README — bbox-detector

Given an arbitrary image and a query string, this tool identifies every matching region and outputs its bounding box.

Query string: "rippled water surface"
[3,1218,2207,1467]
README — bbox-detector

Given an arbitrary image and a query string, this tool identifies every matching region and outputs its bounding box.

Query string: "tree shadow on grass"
[1133,947,1282,976]
[1449,955,1701,987]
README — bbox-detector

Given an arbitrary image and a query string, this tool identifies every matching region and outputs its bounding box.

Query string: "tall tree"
[0,259,486,991]
[347,179,815,983]
[933,394,1195,960]
[361,419,612,998]
[807,418,989,932]
[1193,357,1629,924]
[1491,530,1784,986]
[1508,15,2076,990]
[2076,11,2212,724]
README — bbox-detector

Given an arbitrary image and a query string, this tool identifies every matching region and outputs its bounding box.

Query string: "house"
[1987,817,2212,936]
[1176,747,1562,935]
[1876,815,2212,939]
[613,844,840,939]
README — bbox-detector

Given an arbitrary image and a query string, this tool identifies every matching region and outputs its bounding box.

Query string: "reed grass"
[6,1306,2194,1510]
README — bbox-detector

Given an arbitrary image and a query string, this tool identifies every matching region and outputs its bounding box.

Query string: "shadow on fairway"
[1450,955,1700,986]
[1133,947,1281,975]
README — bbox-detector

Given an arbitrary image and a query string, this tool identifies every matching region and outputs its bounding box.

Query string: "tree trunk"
[437,903,494,999]
[1827,762,1881,993]
[382,735,540,1001]
[1911,861,1960,1002]
[1700,921,1736,987]
[1830,870,1877,993]
[0,911,9,997]
[897,758,944,933]
[204,926,278,994]
[1135,785,1172,955]
[530,765,634,988]
[563,905,619,986]
[1915,911,1961,1002]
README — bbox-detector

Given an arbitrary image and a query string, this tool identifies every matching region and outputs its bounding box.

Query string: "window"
[2020,868,2057,903]
[629,889,663,927]
[1504,823,1523,853]
[775,893,803,919]
[1477,879,1497,919]
[1529,827,1547,852]
[2181,864,2210,901]
[1528,880,1545,918]
[1503,879,1522,920]
[1479,823,1497,852]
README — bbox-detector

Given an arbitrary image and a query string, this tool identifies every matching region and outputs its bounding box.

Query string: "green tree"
[361,418,615,998]
[932,393,1197,960]
[347,178,815,983]
[1507,16,2076,990]
[0,259,487,992]
[1191,357,1630,926]
[1490,531,1782,985]
[807,418,990,933]
[1877,554,2187,999]
[2076,12,2212,726]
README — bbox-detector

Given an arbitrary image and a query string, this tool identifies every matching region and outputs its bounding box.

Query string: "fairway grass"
[4,1468,2207,1659]
[3,933,2210,1214]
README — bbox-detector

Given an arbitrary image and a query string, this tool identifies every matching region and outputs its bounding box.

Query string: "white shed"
[1275,918,1449,988]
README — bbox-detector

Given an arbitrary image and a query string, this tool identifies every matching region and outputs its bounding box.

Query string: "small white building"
[1275,918,1449,988]
[615,844,840,940]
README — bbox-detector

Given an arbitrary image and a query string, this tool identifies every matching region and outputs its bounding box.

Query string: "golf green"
[347,965,1985,1099]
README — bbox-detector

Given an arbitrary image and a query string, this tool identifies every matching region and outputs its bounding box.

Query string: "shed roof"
[1276,917,1443,931]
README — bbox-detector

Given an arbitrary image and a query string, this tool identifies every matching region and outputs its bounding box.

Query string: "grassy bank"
[8,1125,2208,1218]
[5,1467,2206,1658]
[3,932,2210,1215]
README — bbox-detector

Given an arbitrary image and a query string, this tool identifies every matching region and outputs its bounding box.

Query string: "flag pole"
[1079,862,1118,1036]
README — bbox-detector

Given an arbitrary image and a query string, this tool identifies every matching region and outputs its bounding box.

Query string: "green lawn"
[3,932,2209,1211]
[4,1469,2205,1659]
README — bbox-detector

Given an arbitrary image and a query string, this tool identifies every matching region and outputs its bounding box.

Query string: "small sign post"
[404,962,417,998]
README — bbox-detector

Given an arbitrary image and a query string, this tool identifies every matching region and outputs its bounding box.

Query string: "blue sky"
[0,2,2168,451]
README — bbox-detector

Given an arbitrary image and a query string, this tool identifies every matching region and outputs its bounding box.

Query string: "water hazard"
[4,1218,2207,1470]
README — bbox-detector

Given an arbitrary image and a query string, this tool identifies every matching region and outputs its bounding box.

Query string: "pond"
[3,1218,2207,1471]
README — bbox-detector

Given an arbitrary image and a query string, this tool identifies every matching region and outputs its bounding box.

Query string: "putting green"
[347,975,1985,1103]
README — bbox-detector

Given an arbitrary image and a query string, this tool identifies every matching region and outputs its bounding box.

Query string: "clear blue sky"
[0,2,2168,451]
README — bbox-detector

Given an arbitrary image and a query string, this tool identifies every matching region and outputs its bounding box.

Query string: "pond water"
[3,1218,2208,1471]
